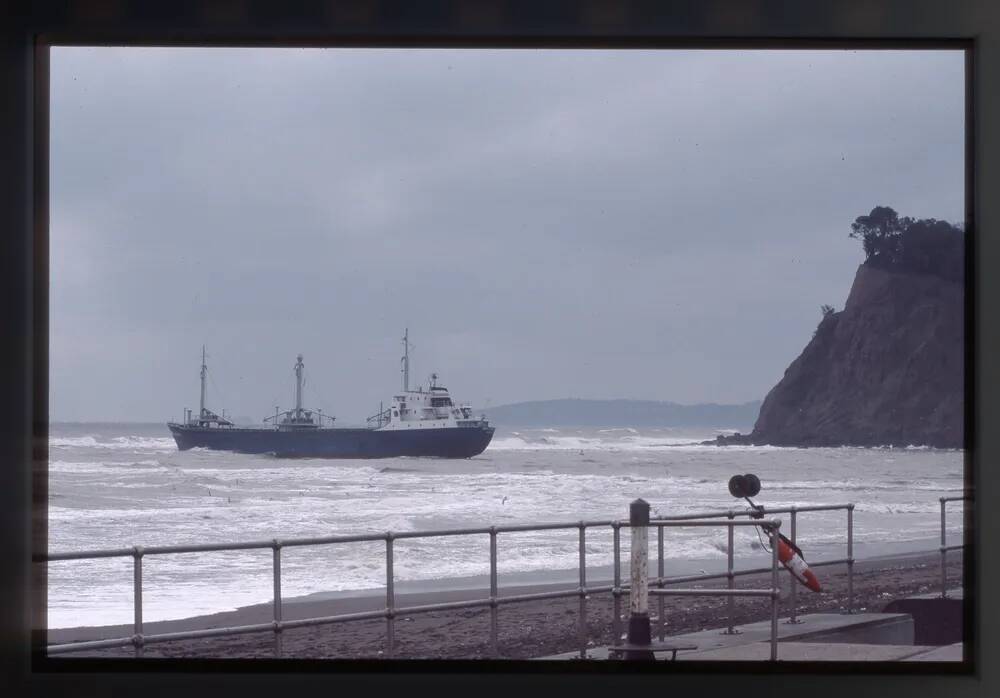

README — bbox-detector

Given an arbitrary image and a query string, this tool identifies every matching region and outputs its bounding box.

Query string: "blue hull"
[167,423,494,459]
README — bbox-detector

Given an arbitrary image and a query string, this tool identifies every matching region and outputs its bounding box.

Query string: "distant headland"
[481,398,761,429]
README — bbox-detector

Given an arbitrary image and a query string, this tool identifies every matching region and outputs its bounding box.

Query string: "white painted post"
[625,498,654,660]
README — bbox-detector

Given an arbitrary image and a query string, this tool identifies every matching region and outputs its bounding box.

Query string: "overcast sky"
[49,48,965,423]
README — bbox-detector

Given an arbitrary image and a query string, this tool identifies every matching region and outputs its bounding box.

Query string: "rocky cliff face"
[720,263,964,448]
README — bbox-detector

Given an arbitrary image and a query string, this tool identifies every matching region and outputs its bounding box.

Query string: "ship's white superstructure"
[370,329,486,431]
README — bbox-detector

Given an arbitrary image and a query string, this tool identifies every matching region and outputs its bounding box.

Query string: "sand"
[46,550,963,659]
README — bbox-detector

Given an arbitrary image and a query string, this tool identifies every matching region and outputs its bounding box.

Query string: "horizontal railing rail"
[41,504,856,659]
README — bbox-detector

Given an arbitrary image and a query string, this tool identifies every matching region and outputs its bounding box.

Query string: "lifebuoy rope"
[744,502,807,560]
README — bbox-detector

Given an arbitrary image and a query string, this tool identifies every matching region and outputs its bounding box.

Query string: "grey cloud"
[49,48,964,422]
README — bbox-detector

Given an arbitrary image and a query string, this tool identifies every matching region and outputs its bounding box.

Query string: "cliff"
[717,263,964,448]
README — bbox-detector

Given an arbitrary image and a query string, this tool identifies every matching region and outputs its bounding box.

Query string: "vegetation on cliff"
[849,205,964,282]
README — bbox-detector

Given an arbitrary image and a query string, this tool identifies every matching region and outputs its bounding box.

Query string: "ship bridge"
[366,330,488,432]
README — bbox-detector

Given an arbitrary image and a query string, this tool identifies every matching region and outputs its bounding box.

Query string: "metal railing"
[939,495,971,599]
[41,504,853,659]
[644,517,783,661]
[649,504,855,634]
[40,520,612,657]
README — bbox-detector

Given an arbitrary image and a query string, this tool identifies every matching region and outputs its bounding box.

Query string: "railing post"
[578,523,587,659]
[786,508,802,624]
[612,521,621,644]
[657,523,665,641]
[769,521,780,662]
[132,546,143,658]
[847,504,855,614]
[722,511,740,635]
[490,527,498,658]
[625,499,653,660]
[272,540,283,657]
[385,532,395,657]
[940,498,948,599]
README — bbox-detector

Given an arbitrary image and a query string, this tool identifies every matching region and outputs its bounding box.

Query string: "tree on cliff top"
[850,206,906,259]
[850,206,964,282]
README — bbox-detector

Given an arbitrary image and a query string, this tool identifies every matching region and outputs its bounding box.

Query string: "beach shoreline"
[47,548,963,659]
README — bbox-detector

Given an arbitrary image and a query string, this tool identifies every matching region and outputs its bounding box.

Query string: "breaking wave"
[50,435,175,451]
[50,436,100,448]
[489,434,705,451]
[763,479,963,493]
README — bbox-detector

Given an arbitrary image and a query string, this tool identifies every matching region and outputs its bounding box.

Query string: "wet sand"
[47,550,963,659]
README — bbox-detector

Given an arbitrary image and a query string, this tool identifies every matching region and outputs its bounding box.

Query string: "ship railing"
[939,494,972,598]
[365,407,391,428]
[263,411,287,425]
[264,409,335,427]
[40,502,856,659]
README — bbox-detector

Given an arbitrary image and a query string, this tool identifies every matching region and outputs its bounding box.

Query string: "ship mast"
[401,328,410,392]
[199,345,207,419]
[294,354,305,420]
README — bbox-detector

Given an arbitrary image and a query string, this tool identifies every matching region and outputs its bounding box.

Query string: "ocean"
[46,422,966,629]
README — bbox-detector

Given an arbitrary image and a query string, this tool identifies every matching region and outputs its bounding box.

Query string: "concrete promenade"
[540,589,965,662]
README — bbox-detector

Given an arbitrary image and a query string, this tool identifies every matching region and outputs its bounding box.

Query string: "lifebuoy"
[776,533,822,592]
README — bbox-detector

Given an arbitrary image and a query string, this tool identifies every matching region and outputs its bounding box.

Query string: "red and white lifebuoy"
[777,534,822,592]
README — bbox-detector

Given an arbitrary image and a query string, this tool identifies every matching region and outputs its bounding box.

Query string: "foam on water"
[51,435,176,452]
[44,423,965,629]
[490,434,705,451]
[50,436,101,448]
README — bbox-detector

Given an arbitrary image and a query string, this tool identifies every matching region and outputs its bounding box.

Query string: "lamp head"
[728,473,761,499]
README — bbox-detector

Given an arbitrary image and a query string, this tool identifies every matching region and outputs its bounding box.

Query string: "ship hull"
[167,423,495,459]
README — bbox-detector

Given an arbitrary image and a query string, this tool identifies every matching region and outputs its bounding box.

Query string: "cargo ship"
[166,330,494,458]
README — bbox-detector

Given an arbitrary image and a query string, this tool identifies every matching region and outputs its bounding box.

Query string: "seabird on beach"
[502,496,508,505]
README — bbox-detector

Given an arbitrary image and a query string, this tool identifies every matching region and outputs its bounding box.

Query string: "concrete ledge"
[784,613,914,645]
[904,588,963,600]
[902,642,964,662]
[539,612,913,660]
[677,641,935,662]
